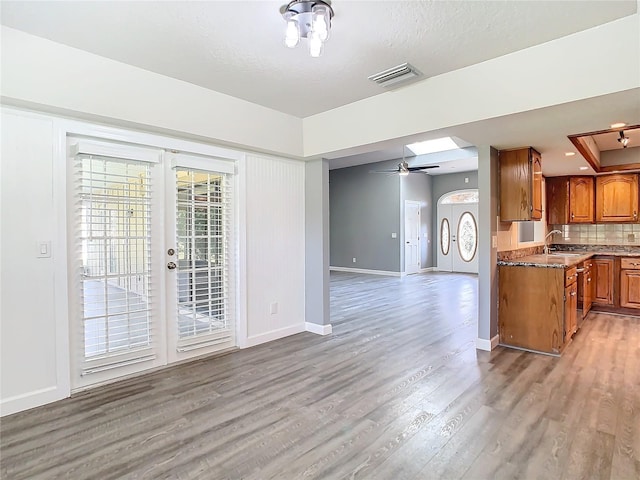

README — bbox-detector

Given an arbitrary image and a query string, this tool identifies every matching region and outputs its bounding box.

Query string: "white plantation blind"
[174,166,234,350]
[72,153,155,374]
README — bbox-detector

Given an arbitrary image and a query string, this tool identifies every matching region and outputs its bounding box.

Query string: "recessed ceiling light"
[407,137,460,155]
[579,166,589,170]
[565,152,576,156]
[611,122,626,129]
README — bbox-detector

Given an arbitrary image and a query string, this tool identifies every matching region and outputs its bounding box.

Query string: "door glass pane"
[440,218,450,255]
[175,169,229,340]
[78,156,151,358]
[457,211,478,262]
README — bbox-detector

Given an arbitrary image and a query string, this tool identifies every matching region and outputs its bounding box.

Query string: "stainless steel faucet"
[543,229,562,254]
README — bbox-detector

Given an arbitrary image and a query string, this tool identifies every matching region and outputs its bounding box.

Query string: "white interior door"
[451,204,479,273]
[165,153,236,364]
[404,201,420,274]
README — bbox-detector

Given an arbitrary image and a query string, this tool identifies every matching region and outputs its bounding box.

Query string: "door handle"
[167,262,177,270]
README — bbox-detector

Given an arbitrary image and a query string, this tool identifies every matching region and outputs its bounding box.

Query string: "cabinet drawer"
[621,257,640,269]
[565,266,577,285]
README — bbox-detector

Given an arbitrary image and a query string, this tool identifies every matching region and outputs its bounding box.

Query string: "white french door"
[69,139,235,389]
[164,153,235,363]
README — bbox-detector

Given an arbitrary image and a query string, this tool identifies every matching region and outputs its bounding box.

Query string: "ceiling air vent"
[368,63,422,88]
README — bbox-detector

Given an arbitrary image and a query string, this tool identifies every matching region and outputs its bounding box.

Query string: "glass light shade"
[284,19,300,48]
[308,30,323,58]
[312,5,330,41]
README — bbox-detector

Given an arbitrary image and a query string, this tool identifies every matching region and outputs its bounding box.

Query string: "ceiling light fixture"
[611,122,627,129]
[282,0,333,58]
[579,166,589,170]
[565,152,576,156]
[618,130,630,148]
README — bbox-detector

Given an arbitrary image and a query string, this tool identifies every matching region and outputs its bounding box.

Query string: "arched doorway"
[437,189,479,273]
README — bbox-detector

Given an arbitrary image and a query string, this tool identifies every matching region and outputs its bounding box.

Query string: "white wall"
[0,26,303,158]
[303,15,640,157]
[1,111,70,414]
[0,109,307,415]
[243,154,306,346]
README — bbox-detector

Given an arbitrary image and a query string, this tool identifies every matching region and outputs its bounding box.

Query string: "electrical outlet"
[352,257,356,263]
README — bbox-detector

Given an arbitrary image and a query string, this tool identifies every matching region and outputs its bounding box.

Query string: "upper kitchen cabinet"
[499,147,542,221]
[546,176,594,224]
[595,173,639,222]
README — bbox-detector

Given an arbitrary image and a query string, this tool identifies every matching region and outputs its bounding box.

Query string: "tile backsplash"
[551,223,640,246]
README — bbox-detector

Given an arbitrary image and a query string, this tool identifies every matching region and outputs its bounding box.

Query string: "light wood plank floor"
[1,271,639,479]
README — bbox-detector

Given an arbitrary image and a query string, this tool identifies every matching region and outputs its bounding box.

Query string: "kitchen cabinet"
[546,176,594,224]
[593,257,614,306]
[578,259,593,322]
[570,177,595,223]
[595,174,639,222]
[499,265,570,355]
[620,257,640,309]
[499,147,542,222]
[564,266,578,343]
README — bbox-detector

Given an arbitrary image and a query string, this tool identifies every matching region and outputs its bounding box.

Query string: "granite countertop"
[498,250,640,268]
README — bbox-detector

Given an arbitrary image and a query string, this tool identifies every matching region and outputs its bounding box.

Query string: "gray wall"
[401,171,434,268]
[430,171,479,262]
[329,160,402,272]
[477,146,499,343]
[305,159,330,326]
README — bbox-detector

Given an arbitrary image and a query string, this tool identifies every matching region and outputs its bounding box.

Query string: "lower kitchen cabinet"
[621,257,640,309]
[499,265,573,355]
[593,257,614,306]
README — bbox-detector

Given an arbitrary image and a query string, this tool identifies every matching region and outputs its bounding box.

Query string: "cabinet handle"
[587,278,591,282]
[571,291,577,296]
[571,212,574,220]
[634,211,638,220]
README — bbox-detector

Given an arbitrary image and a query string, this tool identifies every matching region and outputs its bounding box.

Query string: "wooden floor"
[1,271,639,479]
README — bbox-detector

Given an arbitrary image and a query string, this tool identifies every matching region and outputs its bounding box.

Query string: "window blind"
[72,153,155,374]
[174,168,233,350]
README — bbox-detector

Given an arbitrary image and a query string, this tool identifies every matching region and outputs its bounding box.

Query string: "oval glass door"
[440,218,450,255]
[457,211,478,262]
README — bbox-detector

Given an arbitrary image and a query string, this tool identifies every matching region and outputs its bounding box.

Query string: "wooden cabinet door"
[531,150,543,220]
[499,147,542,221]
[621,269,640,309]
[565,282,577,342]
[583,265,593,318]
[546,177,569,224]
[593,258,614,305]
[569,176,594,223]
[596,174,639,222]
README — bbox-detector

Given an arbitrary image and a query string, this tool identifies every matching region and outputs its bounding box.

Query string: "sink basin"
[548,252,583,257]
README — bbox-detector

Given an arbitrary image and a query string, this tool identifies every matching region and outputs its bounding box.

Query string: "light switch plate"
[37,241,51,258]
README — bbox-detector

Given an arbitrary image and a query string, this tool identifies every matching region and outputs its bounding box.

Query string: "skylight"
[406,137,459,155]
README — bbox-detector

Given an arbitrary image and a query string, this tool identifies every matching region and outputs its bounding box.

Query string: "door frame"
[56,115,245,392]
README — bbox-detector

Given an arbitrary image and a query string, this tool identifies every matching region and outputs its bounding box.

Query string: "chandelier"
[282,0,334,58]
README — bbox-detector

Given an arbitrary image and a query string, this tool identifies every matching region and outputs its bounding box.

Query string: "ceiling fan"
[370,160,439,175]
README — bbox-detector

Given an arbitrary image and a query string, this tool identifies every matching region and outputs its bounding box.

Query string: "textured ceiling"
[1,1,636,118]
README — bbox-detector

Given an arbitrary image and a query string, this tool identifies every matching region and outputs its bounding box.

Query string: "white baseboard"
[330,266,402,277]
[244,323,305,348]
[420,267,436,273]
[476,335,500,352]
[1,385,65,417]
[305,322,332,335]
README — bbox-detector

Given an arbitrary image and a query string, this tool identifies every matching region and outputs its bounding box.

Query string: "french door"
[69,139,235,389]
[437,203,479,274]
